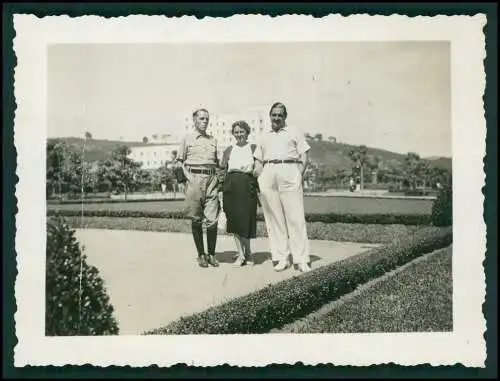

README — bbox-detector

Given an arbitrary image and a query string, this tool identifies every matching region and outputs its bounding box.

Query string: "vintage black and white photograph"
[13,14,487,367]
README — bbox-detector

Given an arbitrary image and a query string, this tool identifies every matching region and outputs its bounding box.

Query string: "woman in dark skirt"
[220,120,260,267]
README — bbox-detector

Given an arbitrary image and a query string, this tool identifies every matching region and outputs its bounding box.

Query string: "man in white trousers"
[253,102,312,273]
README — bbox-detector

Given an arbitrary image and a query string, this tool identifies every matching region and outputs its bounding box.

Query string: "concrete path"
[75,229,380,335]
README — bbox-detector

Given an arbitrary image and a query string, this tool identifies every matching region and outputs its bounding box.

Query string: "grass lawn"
[47,195,433,215]
[59,216,423,244]
[275,245,453,333]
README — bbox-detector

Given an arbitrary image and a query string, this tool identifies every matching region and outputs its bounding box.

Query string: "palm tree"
[404,152,422,190]
[348,145,368,191]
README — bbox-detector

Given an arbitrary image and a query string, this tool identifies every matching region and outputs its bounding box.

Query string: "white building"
[183,106,271,151]
[146,133,183,144]
[128,143,180,170]
[130,106,272,169]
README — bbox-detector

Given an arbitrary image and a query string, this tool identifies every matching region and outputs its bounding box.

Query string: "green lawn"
[59,216,422,244]
[276,245,453,333]
[47,195,433,215]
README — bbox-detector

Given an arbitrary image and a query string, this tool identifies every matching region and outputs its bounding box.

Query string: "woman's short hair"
[231,120,251,135]
[269,102,288,117]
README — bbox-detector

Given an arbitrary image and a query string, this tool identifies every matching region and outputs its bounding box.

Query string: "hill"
[47,137,452,173]
[48,137,152,162]
[306,139,452,174]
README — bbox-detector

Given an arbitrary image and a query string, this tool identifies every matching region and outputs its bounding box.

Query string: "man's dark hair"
[269,102,288,118]
[192,108,209,119]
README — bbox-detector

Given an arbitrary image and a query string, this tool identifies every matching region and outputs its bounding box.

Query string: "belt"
[263,160,302,164]
[187,167,217,175]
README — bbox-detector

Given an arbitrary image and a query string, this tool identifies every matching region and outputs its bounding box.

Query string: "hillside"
[48,137,151,162]
[306,140,451,173]
[48,137,452,173]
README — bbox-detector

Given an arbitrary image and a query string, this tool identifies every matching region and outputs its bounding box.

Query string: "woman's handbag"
[173,165,188,184]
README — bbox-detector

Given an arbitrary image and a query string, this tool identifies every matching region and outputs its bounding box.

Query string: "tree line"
[47,138,451,199]
[303,144,451,193]
[46,142,177,200]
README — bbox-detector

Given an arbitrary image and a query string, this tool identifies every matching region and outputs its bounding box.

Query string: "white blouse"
[227,144,254,173]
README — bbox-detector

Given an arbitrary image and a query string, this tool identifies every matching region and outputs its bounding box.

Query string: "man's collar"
[194,130,212,139]
[269,125,288,133]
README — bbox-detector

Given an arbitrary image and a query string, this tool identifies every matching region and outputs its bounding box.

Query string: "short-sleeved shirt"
[227,144,255,173]
[177,131,222,166]
[253,125,310,162]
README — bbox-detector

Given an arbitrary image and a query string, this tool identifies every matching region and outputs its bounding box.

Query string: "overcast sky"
[48,41,451,157]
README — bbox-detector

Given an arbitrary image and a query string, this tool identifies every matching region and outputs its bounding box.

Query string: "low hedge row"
[47,209,432,226]
[47,197,182,205]
[56,216,422,244]
[144,226,452,335]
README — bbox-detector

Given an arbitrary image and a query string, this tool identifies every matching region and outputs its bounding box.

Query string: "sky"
[48,41,451,157]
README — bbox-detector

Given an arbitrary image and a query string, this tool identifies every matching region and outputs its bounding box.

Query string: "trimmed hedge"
[431,186,453,226]
[46,217,119,335]
[144,226,452,335]
[279,246,453,333]
[47,208,431,226]
[60,215,422,244]
[47,197,182,205]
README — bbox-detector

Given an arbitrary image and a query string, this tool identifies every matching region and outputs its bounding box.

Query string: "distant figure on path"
[349,177,355,192]
[219,120,260,267]
[253,102,312,273]
[176,108,222,268]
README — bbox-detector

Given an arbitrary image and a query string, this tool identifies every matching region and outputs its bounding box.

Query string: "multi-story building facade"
[130,106,272,169]
[183,105,271,151]
[128,143,180,170]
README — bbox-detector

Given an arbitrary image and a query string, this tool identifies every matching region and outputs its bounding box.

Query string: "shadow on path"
[216,251,321,266]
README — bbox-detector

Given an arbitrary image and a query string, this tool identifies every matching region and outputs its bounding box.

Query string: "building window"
[140,152,144,156]
[154,151,156,156]
[252,128,255,132]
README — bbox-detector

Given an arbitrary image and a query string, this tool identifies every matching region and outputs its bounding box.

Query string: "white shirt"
[227,143,254,173]
[253,125,310,162]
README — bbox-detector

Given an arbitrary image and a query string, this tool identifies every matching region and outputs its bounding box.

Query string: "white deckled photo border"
[13,14,487,367]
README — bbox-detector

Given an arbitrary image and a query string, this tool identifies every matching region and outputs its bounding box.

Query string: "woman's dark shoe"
[245,253,255,266]
[233,255,247,267]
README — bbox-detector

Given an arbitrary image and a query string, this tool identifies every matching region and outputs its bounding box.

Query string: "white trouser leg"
[258,165,290,262]
[277,164,310,265]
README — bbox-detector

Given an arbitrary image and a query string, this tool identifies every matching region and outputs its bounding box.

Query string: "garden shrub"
[47,208,431,226]
[46,217,119,335]
[144,226,452,335]
[431,186,453,226]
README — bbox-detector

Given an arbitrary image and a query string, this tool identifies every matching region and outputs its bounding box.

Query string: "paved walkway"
[75,229,380,335]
